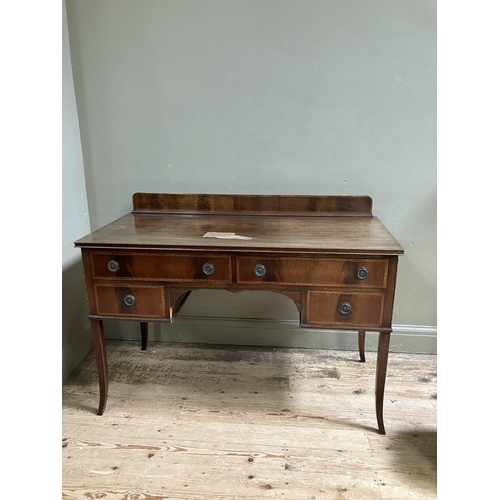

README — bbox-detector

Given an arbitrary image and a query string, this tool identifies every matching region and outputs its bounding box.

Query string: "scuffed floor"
[63,340,437,499]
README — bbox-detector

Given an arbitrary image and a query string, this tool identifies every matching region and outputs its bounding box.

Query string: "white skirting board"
[103,316,437,355]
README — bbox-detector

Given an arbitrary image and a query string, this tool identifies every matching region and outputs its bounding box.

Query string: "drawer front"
[94,284,166,318]
[303,291,385,327]
[91,252,232,282]
[236,257,388,288]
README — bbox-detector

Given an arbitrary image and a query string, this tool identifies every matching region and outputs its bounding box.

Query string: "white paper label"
[203,232,253,240]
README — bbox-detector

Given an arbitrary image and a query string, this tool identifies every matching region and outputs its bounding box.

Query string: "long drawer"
[302,291,385,327]
[90,251,232,282]
[236,257,388,288]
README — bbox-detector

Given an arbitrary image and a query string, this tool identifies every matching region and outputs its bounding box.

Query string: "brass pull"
[107,260,120,272]
[202,262,215,275]
[355,267,369,280]
[338,302,352,315]
[124,294,136,307]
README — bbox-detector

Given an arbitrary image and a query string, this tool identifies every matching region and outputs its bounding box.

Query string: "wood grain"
[91,251,233,282]
[75,213,404,254]
[132,192,373,216]
[62,341,437,499]
[236,256,389,287]
[303,291,385,328]
[94,284,166,318]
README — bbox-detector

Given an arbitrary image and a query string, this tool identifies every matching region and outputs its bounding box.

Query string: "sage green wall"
[66,0,436,344]
[63,0,92,380]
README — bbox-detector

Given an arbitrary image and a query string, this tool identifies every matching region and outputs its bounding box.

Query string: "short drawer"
[303,291,385,327]
[236,257,388,288]
[91,251,232,282]
[94,284,166,318]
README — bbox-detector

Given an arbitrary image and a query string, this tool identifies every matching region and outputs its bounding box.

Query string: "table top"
[75,210,404,255]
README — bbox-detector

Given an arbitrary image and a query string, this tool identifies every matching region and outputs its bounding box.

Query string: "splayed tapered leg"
[375,331,391,434]
[91,319,108,415]
[358,330,366,362]
[140,322,148,351]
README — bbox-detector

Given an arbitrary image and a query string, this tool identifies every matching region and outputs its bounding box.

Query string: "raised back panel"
[132,193,373,216]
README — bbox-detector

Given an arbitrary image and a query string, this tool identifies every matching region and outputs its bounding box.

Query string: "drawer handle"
[355,267,369,280]
[124,294,136,307]
[107,260,120,272]
[338,302,352,315]
[202,262,215,275]
[253,264,267,277]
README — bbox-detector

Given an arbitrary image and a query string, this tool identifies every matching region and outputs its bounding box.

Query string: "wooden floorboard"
[62,341,437,499]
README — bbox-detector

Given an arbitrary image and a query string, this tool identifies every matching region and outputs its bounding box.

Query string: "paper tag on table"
[203,232,253,240]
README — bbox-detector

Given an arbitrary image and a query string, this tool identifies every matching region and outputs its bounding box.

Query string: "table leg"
[358,330,366,362]
[91,319,108,415]
[140,322,148,351]
[375,331,391,435]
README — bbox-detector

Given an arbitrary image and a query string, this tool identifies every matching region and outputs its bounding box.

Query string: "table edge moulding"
[74,193,404,435]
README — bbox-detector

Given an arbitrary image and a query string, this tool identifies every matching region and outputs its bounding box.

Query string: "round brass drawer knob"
[107,260,120,272]
[124,294,136,307]
[355,267,369,280]
[253,264,267,277]
[202,262,215,275]
[338,302,352,315]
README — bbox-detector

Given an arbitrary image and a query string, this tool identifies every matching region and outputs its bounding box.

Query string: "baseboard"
[104,316,437,355]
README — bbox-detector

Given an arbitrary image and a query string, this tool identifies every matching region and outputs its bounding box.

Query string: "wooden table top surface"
[75,212,404,255]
